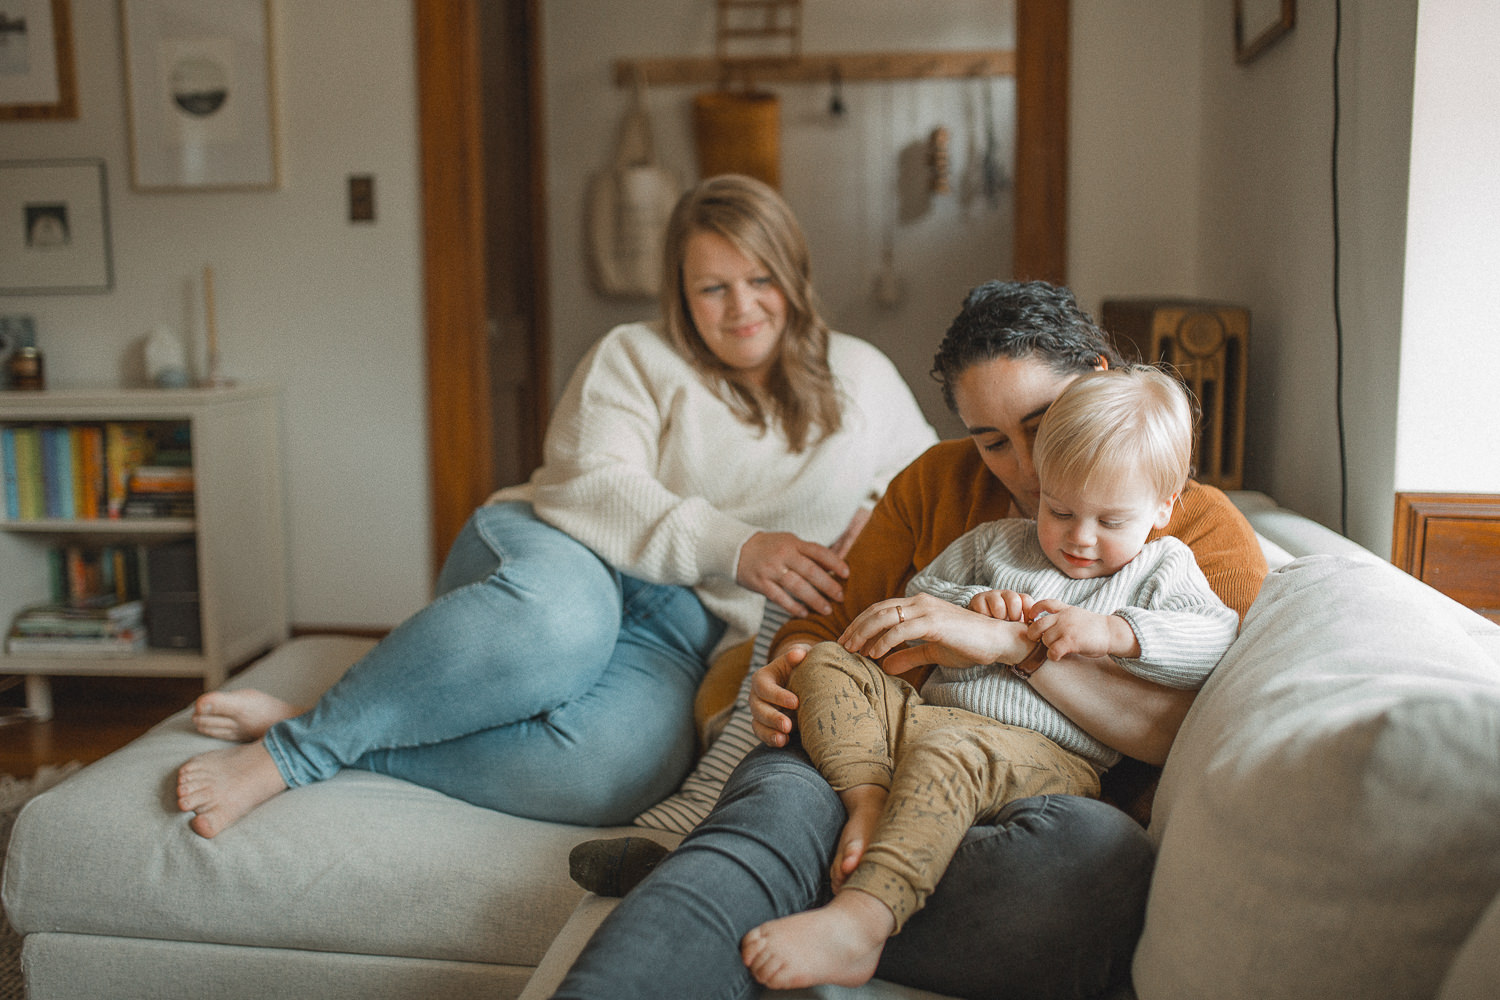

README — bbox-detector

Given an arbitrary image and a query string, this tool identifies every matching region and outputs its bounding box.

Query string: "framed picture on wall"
[1234,0,1296,65]
[120,0,280,191]
[0,159,114,294]
[0,0,78,120]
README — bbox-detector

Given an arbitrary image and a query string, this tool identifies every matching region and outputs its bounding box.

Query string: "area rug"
[0,764,82,1000]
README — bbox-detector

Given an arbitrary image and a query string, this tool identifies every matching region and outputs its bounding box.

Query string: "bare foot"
[832,784,887,890]
[193,689,303,742]
[176,741,288,838]
[742,889,895,990]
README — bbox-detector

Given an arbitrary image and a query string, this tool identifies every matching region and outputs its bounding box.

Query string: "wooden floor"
[0,674,204,779]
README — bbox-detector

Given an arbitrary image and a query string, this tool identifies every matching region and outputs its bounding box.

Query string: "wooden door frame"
[415,0,1067,577]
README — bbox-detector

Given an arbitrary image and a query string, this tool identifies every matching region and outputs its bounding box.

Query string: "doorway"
[415,0,548,575]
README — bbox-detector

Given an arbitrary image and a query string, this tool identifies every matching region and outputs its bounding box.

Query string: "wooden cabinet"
[1,386,288,719]
[1393,492,1500,625]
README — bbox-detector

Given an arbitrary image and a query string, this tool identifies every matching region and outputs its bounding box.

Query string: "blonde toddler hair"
[1033,365,1195,501]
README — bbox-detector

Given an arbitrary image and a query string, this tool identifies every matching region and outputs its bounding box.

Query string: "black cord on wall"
[1332,0,1349,536]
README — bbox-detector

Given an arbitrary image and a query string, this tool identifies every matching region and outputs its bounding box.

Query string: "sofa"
[5,492,1499,1000]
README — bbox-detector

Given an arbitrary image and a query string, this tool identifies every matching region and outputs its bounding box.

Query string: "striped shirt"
[913,519,1239,770]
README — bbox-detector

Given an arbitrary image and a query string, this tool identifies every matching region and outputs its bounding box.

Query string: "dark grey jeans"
[552,742,1154,1000]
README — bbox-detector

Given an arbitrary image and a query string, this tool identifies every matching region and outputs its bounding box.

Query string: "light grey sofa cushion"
[1135,556,1500,1000]
[1438,886,1500,1000]
[2,636,679,972]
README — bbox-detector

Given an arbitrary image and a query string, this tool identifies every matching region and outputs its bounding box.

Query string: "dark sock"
[568,836,671,897]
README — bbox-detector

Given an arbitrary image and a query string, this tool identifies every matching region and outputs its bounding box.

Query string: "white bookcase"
[0,385,288,720]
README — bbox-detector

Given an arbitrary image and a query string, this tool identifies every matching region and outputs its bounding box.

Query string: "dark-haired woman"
[554,279,1266,1000]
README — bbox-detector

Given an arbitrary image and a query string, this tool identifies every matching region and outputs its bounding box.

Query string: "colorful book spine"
[105,422,151,518]
[1,426,19,520]
[71,424,106,519]
[40,426,75,519]
[12,426,44,520]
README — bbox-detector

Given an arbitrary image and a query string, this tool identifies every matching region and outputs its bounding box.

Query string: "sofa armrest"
[1227,491,1383,564]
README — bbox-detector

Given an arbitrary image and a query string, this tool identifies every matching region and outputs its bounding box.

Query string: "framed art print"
[1234,0,1296,65]
[120,0,280,191]
[0,0,78,119]
[0,159,114,294]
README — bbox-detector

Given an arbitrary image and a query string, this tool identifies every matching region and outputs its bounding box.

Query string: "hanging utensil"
[982,77,1004,208]
[828,66,846,118]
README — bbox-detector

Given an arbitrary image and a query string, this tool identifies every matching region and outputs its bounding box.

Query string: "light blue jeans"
[261,502,726,826]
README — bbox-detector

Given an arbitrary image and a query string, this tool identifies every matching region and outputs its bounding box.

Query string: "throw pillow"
[1135,555,1500,1000]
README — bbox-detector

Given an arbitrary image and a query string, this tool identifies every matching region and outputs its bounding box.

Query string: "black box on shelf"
[145,593,201,651]
[144,540,201,651]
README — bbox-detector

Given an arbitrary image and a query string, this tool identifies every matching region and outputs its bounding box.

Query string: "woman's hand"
[1027,600,1139,661]
[839,593,1036,675]
[749,643,810,747]
[738,532,850,616]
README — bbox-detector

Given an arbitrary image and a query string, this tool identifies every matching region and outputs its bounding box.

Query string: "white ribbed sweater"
[491,322,937,657]
[914,519,1239,770]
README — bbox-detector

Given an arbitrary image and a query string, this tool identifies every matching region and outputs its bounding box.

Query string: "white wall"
[1068,2,1204,312]
[0,0,429,626]
[541,0,1016,439]
[1191,1,1417,556]
[1396,1,1500,495]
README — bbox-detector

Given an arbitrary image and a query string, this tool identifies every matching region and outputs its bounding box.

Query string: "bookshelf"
[0,386,288,720]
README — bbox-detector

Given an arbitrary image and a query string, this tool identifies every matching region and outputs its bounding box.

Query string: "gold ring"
[895,605,905,624]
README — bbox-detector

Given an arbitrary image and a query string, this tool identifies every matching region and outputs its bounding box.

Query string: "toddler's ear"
[1154,491,1180,529]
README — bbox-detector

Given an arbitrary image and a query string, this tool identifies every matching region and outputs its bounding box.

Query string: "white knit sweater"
[914,520,1240,770]
[491,322,937,657]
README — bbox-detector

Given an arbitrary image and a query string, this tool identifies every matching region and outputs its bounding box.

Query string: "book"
[40,426,75,519]
[128,466,195,494]
[1,426,19,520]
[4,630,147,657]
[11,602,144,636]
[12,426,44,520]
[71,424,106,519]
[105,423,151,518]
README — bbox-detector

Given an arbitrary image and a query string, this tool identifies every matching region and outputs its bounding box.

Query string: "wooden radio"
[1101,299,1249,491]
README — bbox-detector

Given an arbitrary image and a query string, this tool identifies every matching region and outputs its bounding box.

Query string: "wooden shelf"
[614,48,1015,88]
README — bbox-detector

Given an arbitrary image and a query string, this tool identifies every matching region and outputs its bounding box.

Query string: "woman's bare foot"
[831,784,887,890]
[192,689,303,742]
[176,741,288,838]
[742,888,895,990]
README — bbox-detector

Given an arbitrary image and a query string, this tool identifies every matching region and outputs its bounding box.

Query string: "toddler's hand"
[1027,601,1132,660]
[968,589,1033,622]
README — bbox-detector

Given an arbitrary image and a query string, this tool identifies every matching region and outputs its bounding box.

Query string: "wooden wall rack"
[613,49,1015,88]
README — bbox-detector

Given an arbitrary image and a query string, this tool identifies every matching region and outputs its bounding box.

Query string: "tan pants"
[791,641,1100,931]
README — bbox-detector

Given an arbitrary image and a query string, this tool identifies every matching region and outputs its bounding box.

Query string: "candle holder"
[200,265,237,388]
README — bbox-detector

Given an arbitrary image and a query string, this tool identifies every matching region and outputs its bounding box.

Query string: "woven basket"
[692,90,781,188]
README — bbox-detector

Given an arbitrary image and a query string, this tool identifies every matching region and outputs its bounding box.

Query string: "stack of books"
[123,466,196,518]
[5,598,147,657]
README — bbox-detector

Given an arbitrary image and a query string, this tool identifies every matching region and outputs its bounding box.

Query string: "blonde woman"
[176,175,936,838]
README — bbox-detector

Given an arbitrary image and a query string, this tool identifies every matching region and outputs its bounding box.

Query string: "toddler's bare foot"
[193,689,302,742]
[832,784,887,890]
[741,889,895,990]
[176,741,288,838]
